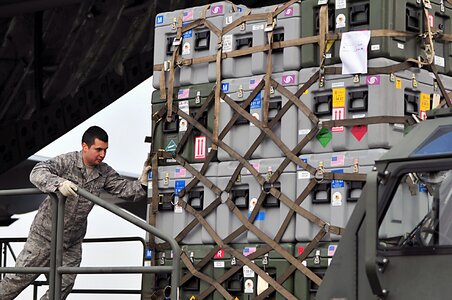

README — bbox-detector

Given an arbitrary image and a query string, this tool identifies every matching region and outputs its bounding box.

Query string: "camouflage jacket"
[29,151,146,247]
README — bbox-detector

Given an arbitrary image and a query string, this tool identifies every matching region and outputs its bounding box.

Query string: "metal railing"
[1,236,147,298]
[0,187,180,299]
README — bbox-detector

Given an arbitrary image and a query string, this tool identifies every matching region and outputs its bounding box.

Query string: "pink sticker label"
[182,10,193,22]
[249,78,262,89]
[366,75,381,85]
[284,6,294,16]
[194,136,206,160]
[282,75,296,85]
[178,88,190,99]
[174,167,186,178]
[211,4,223,15]
[214,249,225,259]
[332,107,345,132]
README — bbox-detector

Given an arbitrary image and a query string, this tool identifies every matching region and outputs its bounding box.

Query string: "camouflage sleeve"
[103,165,146,202]
[29,153,71,193]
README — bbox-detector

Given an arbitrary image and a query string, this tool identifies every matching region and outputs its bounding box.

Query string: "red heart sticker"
[351,125,368,141]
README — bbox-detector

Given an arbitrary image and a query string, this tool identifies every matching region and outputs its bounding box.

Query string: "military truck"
[318,107,452,300]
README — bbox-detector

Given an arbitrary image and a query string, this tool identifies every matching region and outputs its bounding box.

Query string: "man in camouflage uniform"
[0,126,150,299]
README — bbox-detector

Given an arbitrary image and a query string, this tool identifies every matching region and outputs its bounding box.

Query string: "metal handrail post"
[48,193,58,300]
[55,193,65,300]
[75,188,181,299]
[0,187,181,299]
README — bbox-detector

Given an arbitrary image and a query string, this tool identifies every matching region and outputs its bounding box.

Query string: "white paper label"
[257,275,269,295]
[332,192,343,206]
[340,31,371,75]
[336,14,346,28]
[298,171,311,179]
[174,203,183,213]
[214,261,225,268]
[371,44,380,51]
[298,129,311,135]
[325,53,332,59]
[226,16,233,25]
[394,123,405,131]
[253,24,264,31]
[435,55,445,67]
[302,260,307,266]
[433,93,441,109]
[223,35,233,52]
[397,42,405,49]
[336,0,346,9]
[243,265,255,278]
[328,258,332,266]
[332,82,345,88]
[318,0,328,4]
[352,114,366,119]
[244,279,254,293]
[182,42,191,55]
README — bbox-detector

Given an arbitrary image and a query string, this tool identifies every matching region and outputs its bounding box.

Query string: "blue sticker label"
[331,169,344,189]
[419,183,427,193]
[175,180,186,194]
[183,30,192,39]
[148,170,152,180]
[182,22,193,38]
[250,93,262,109]
[221,83,230,92]
[248,211,266,221]
[145,249,153,259]
[297,158,308,170]
[156,15,164,24]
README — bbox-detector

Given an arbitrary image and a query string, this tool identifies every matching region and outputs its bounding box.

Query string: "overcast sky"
[0,78,153,299]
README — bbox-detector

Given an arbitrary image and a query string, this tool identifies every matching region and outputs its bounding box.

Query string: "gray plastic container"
[218,71,298,161]
[295,148,387,242]
[297,58,435,154]
[213,158,297,244]
[153,2,245,88]
[222,3,302,78]
[151,163,218,244]
[300,0,427,67]
[429,1,452,75]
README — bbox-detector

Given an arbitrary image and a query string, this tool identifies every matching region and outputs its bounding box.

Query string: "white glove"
[139,154,152,186]
[58,180,78,197]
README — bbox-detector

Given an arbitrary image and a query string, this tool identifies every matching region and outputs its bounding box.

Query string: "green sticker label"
[165,140,177,153]
[316,128,332,147]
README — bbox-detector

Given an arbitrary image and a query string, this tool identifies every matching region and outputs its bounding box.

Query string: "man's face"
[82,138,108,166]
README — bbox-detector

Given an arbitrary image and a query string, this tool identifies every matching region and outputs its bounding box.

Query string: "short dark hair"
[82,126,108,146]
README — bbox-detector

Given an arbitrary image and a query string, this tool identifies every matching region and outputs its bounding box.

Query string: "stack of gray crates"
[148,0,452,298]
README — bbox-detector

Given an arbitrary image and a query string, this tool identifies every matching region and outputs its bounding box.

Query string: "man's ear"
[82,142,89,151]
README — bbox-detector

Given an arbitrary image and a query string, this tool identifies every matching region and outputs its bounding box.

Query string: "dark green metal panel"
[212,244,295,300]
[156,245,215,300]
[294,242,339,300]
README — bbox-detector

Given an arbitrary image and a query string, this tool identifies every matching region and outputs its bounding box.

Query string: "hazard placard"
[332,107,345,132]
[420,93,431,112]
[194,136,206,159]
[332,88,346,107]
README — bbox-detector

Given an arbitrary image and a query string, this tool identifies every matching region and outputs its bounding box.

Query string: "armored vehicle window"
[378,169,452,249]
[411,125,452,157]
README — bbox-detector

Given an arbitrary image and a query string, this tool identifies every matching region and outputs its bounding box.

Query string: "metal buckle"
[237,84,243,98]
[172,37,182,46]
[164,60,172,72]
[264,19,276,32]
[422,0,432,9]
[411,74,418,88]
